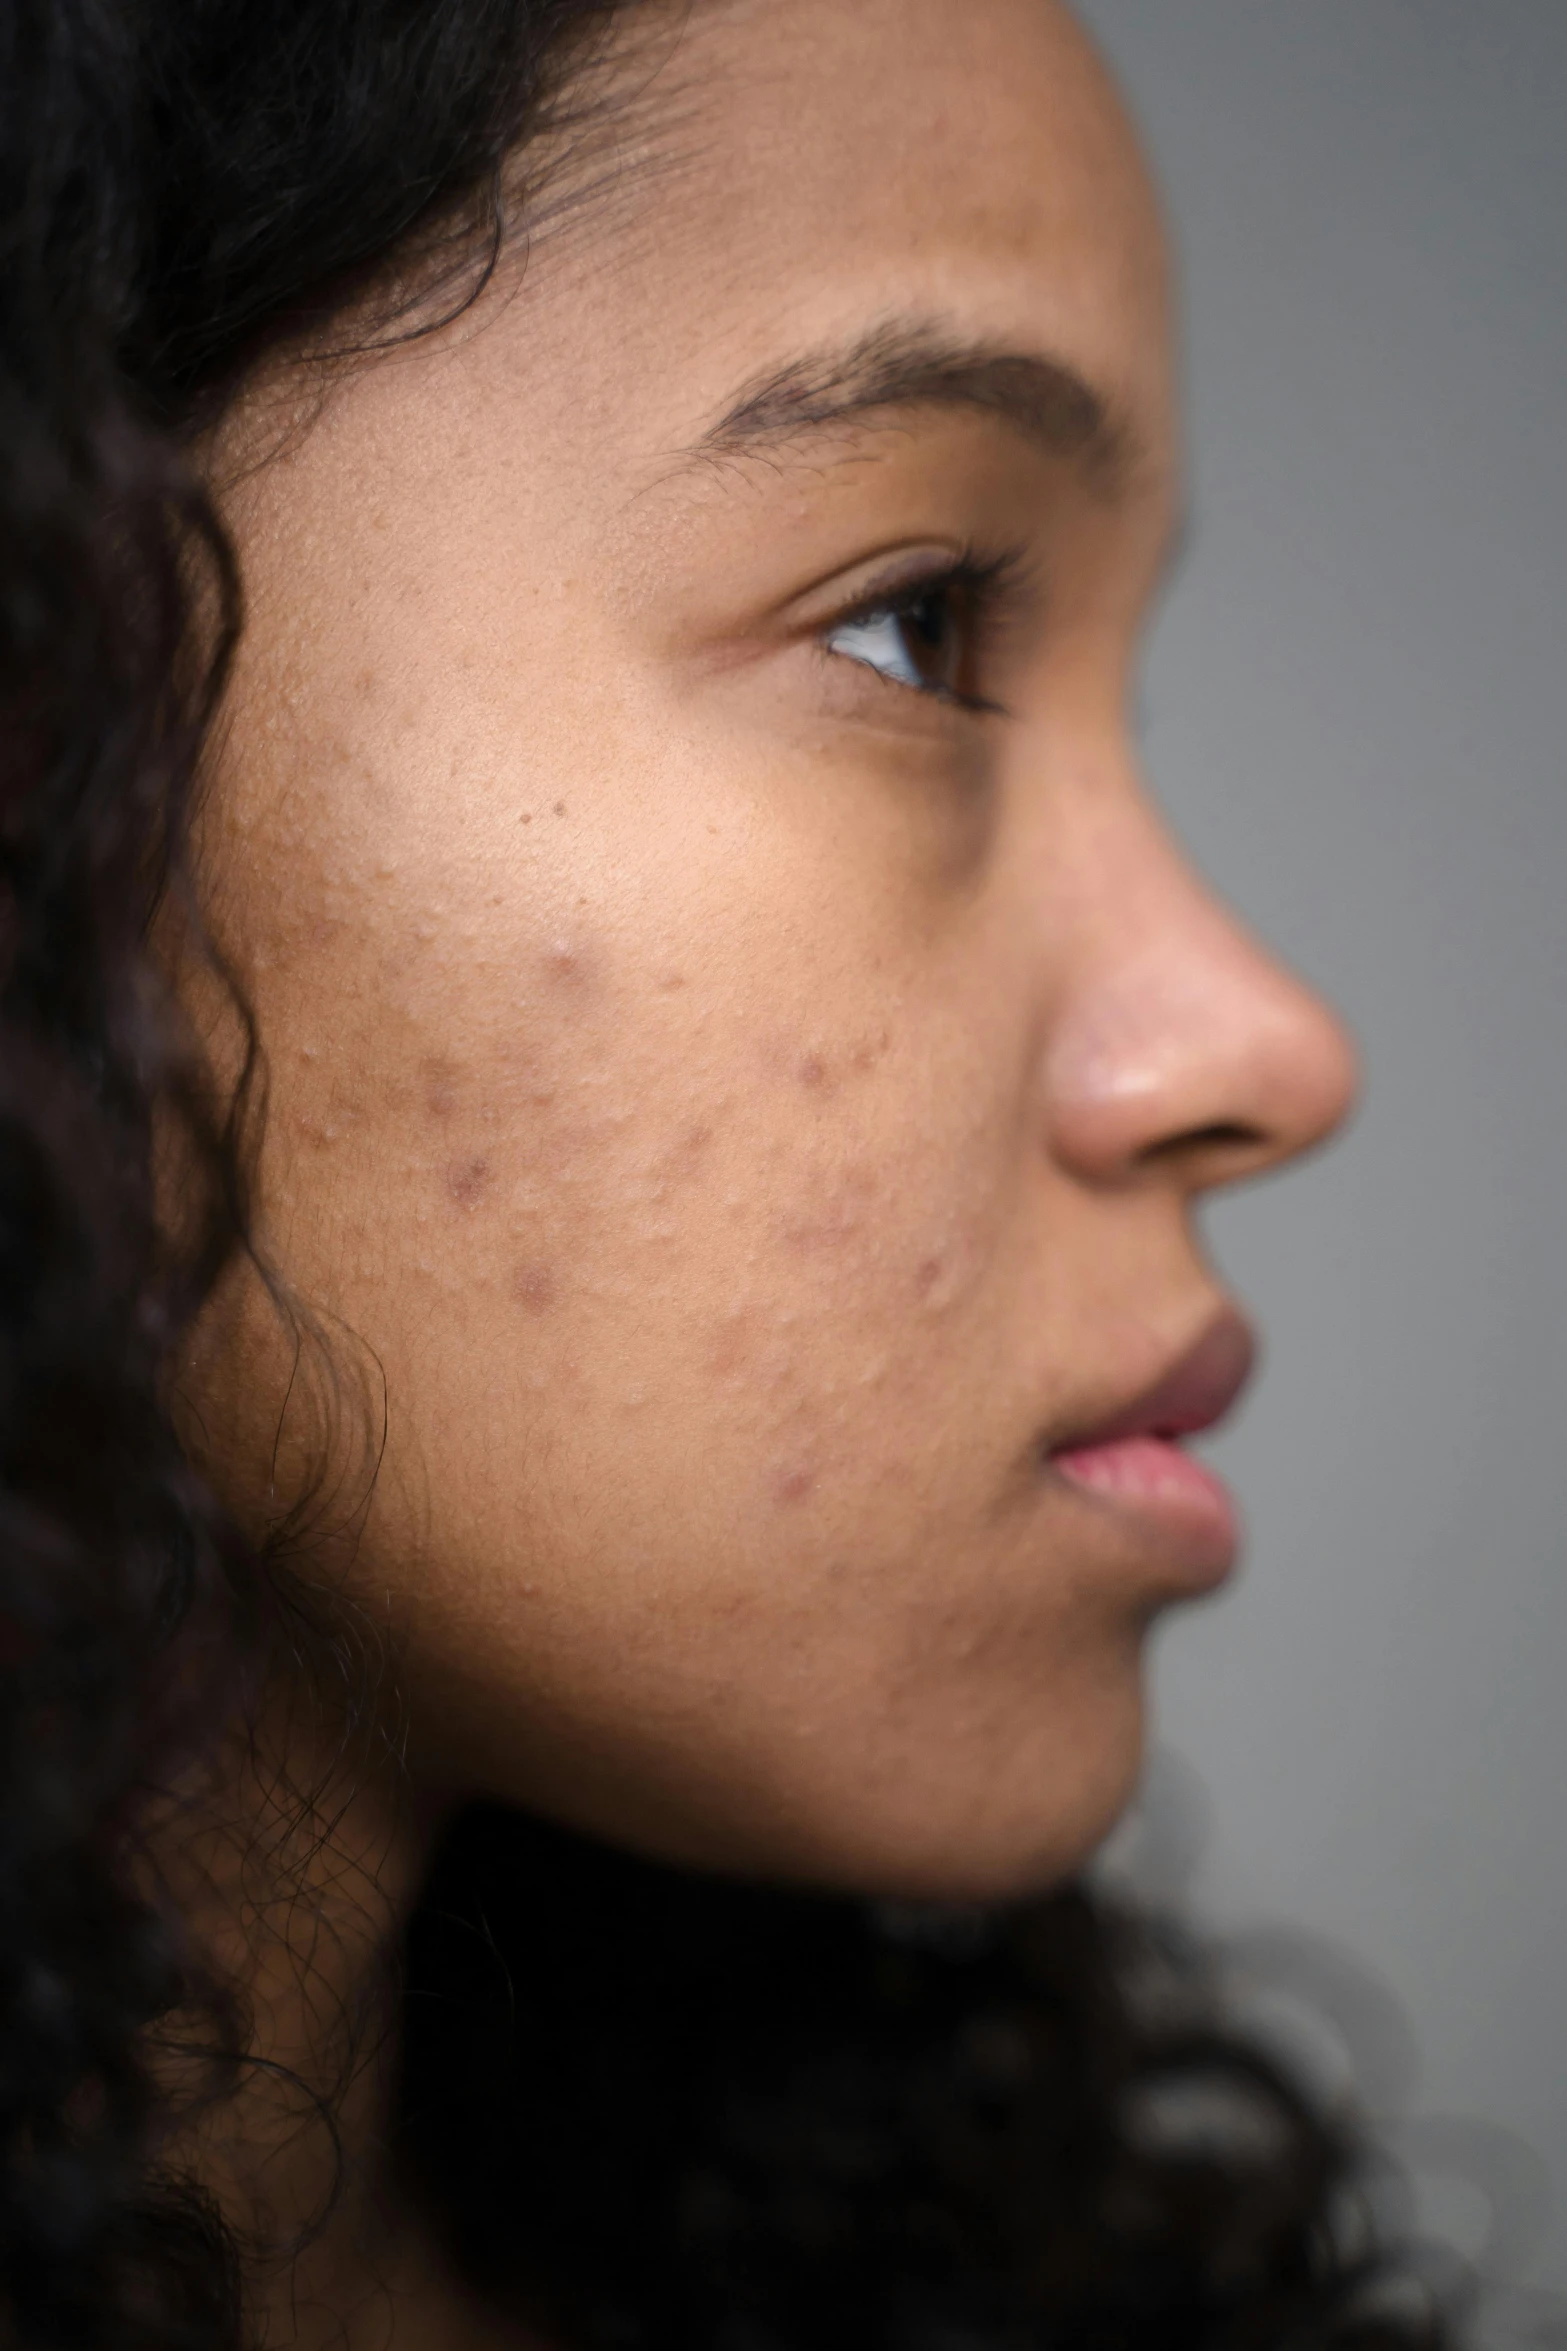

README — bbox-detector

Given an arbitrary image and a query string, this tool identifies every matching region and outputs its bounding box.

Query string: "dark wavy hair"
[0,2,1453,2344]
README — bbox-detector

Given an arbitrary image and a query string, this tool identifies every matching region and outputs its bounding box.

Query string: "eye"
[823,568,1001,711]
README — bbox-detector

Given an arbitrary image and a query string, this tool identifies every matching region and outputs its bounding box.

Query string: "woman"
[1,0,1442,2344]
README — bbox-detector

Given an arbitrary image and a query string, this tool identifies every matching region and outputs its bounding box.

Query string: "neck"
[152,1676,524,2349]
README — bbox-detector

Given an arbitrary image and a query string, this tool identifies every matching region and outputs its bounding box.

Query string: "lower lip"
[1050,1433,1239,1585]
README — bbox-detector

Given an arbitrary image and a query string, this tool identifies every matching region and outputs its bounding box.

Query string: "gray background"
[1071,0,1567,2306]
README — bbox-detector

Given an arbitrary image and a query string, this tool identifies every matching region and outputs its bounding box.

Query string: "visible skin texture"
[169,2,1368,2337]
[194,0,1353,1943]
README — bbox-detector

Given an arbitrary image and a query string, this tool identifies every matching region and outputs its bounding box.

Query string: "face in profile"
[192,0,1356,1900]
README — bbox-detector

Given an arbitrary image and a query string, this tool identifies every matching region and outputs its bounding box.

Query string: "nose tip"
[1046,899,1361,1195]
[1284,984,1360,1161]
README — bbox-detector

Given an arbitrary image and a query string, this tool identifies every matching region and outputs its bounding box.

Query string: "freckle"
[658,971,685,992]
[916,1254,943,1296]
[519,811,533,825]
[798,1053,828,1092]
[512,1262,558,1315]
[447,1155,490,1208]
[552,800,567,818]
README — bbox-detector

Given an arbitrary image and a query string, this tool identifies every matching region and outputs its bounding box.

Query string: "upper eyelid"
[829,546,1026,621]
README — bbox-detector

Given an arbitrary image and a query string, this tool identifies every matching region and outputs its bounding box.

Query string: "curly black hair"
[0,3,1453,2345]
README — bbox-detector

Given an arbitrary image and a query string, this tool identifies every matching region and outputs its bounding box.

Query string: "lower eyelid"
[811,640,1000,728]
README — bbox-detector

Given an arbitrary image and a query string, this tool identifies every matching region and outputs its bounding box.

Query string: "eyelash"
[821,545,1027,716]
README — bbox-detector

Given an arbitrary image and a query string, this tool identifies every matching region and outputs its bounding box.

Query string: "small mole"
[519,811,533,825]
[773,1466,816,1508]
[798,1053,828,1092]
[552,800,567,819]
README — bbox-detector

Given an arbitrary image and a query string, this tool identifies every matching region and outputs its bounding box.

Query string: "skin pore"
[176,0,1356,2336]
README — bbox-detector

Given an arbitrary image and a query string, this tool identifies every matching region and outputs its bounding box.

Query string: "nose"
[1042,788,1358,1194]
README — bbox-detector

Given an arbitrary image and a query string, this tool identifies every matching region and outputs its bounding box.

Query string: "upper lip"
[1050,1308,1257,1454]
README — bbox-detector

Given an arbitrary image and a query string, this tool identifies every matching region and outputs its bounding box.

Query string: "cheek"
[219,690,1040,1568]
[311,906,1028,1558]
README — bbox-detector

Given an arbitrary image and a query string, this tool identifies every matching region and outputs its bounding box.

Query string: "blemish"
[772,1465,816,1508]
[447,1155,490,1209]
[798,1053,829,1092]
[512,1262,559,1316]
[658,971,686,993]
[552,800,567,818]
[519,810,533,825]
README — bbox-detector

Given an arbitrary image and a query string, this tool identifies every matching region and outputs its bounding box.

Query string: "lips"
[1047,1310,1256,1584]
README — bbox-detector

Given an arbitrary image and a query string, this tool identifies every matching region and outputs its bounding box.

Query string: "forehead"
[542,0,1174,461]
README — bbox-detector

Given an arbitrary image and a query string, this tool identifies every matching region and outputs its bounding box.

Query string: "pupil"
[908,586,954,689]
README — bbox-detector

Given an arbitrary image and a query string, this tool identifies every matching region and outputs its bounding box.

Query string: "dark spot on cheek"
[447,1156,490,1209]
[798,1054,829,1093]
[542,938,594,989]
[772,1466,816,1508]
[552,800,567,819]
[512,1262,558,1316]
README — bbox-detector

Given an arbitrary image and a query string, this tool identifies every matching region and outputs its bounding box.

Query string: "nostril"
[1136,1119,1263,1169]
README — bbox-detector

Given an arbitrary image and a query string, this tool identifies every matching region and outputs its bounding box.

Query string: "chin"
[658,1672,1153,1908]
[838,1738,1146,1906]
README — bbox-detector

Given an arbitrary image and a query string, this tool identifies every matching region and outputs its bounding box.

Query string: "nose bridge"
[1040,773,1358,1187]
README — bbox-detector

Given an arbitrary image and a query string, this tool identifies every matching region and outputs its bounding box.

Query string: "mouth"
[1045,1310,1256,1586]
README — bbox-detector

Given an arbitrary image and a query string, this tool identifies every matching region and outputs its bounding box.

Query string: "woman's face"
[197,0,1355,1897]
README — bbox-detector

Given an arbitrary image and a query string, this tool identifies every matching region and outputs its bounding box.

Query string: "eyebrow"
[694,317,1138,492]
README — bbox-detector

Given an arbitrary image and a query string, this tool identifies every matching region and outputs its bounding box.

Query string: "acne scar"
[512,1262,559,1316]
[446,1155,490,1209]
